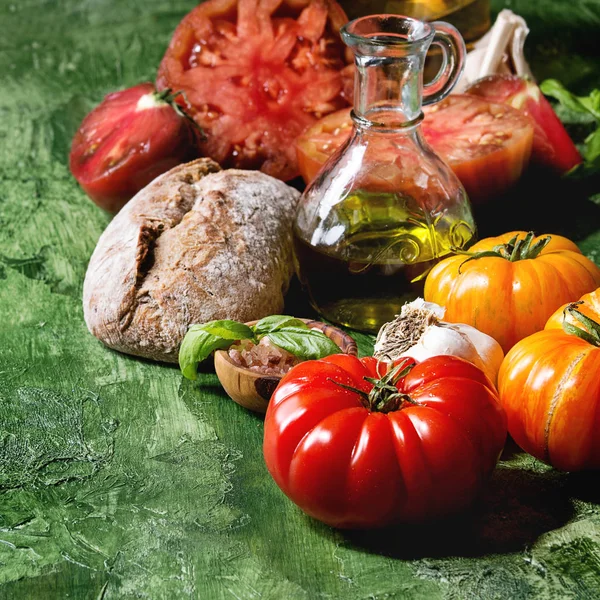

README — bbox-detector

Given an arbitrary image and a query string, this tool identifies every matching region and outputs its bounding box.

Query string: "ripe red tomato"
[156,0,352,181]
[294,95,534,203]
[263,354,507,528]
[70,83,199,213]
[465,74,582,174]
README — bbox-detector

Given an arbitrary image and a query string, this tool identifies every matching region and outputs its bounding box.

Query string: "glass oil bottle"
[293,14,476,332]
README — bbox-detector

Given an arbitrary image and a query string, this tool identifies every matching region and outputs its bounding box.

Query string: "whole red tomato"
[70,83,200,213]
[156,0,352,181]
[263,354,507,528]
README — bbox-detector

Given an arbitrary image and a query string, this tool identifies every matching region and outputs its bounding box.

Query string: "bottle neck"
[353,52,426,127]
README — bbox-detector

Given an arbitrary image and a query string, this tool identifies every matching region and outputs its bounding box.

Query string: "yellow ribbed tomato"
[498,293,600,471]
[545,288,600,331]
[424,231,600,353]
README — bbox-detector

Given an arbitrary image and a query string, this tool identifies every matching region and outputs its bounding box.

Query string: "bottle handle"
[422,21,466,106]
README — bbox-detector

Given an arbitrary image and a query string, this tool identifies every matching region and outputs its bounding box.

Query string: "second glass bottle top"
[293,14,477,333]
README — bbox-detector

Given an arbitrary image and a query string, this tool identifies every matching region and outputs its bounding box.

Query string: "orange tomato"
[545,288,600,331]
[498,291,600,471]
[424,231,600,353]
[295,107,353,185]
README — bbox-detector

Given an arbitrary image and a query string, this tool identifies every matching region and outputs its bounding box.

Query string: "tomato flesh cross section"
[157,0,352,181]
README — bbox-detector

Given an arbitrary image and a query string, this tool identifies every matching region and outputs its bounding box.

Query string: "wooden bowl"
[214,319,358,414]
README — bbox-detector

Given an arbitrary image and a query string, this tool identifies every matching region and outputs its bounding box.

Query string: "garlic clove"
[403,325,482,365]
[453,9,533,93]
[442,323,504,385]
[452,323,505,383]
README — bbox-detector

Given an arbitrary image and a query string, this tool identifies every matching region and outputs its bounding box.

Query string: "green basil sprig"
[540,79,600,167]
[179,316,341,380]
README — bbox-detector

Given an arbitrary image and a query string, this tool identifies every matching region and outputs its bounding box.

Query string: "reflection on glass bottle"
[293,14,476,333]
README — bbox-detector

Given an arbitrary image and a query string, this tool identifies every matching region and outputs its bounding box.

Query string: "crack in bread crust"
[115,160,222,333]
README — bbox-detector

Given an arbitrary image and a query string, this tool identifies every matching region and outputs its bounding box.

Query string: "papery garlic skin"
[454,9,533,93]
[405,322,504,385]
[374,299,504,385]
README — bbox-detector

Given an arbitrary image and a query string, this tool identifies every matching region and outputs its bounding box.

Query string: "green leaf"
[540,79,591,115]
[178,329,233,381]
[266,328,341,361]
[580,89,600,121]
[197,320,254,341]
[540,78,600,167]
[178,320,255,380]
[253,315,308,335]
[588,89,600,116]
[584,129,600,165]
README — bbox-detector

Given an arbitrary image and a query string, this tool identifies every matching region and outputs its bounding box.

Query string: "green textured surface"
[1,0,600,598]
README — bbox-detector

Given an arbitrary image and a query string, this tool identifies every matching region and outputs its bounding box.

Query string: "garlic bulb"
[453,9,533,93]
[373,298,504,385]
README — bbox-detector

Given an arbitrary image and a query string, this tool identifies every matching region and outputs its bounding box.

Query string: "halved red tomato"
[295,95,534,203]
[421,95,534,202]
[465,74,582,174]
[70,83,199,213]
[157,0,352,181]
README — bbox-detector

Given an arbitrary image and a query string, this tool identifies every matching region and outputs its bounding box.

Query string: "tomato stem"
[327,360,417,413]
[154,87,206,140]
[562,301,600,347]
[452,232,551,273]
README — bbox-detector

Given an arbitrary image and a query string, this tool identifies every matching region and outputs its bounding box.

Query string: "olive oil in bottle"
[293,190,475,333]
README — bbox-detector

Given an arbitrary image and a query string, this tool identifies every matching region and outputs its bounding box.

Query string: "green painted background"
[1,0,600,597]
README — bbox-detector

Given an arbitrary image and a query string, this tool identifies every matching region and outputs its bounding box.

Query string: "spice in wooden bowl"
[214,319,357,413]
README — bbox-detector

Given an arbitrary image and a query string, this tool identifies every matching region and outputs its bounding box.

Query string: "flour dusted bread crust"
[83,158,300,363]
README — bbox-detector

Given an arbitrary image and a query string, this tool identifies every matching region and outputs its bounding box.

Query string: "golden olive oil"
[293,190,475,333]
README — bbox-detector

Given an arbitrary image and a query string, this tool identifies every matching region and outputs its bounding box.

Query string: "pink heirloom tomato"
[157,0,352,181]
[466,74,582,174]
[70,83,200,213]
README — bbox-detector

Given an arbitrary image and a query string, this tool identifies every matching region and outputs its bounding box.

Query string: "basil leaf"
[253,315,308,335]
[540,79,591,115]
[178,320,253,381]
[267,328,341,361]
[540,79,600,167]
[584,128,600,165]
[588,89,600,117]
[179,328,234,381]
[198,320,254,341]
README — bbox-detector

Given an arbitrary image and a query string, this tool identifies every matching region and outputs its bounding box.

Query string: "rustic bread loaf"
[83,158,300,363]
